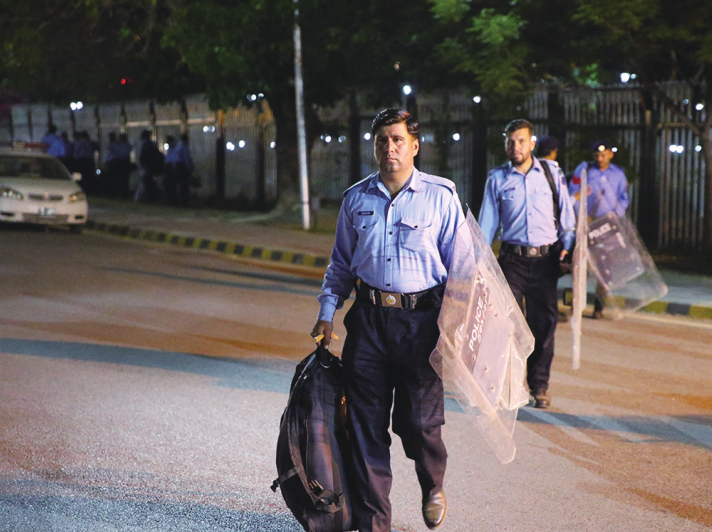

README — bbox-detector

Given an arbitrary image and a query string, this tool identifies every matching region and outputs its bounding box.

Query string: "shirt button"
[389,231,393,235]
[387,258,391,262]
[387,283,391,287]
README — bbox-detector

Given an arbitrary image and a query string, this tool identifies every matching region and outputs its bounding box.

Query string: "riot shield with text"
[587,211,667,313]
[430,211,534,464]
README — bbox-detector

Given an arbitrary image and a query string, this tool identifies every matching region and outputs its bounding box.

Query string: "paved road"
[1,226,711,531]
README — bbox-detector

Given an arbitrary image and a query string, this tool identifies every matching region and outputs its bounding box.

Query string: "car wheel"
[69,224,84,234]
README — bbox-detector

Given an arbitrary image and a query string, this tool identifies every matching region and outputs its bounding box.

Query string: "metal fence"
[0,83,708,250]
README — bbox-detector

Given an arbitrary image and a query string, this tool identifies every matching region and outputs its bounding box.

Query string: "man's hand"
[311,320,334,349]
[559,249,569,262]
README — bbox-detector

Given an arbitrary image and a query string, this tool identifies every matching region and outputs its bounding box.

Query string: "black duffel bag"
[271,345,354,532]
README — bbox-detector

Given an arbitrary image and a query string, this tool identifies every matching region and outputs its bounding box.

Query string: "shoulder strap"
[538,158,560,230]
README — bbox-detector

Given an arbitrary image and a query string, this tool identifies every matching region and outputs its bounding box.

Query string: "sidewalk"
[85,200,712,320]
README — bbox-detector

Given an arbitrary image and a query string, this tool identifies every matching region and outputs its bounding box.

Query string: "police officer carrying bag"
[271,345,353,532]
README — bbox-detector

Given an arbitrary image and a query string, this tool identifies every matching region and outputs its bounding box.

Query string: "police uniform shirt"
[479,158,575,249]
[570,161,629,218]
[318,169,465,322]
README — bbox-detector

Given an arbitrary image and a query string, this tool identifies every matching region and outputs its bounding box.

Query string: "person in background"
[59,131,74,171]
[311,108,464,531]
[163,135,178,204]
[41,125,66,159]
[569,139,630,319]
[479,119,575,410]
[537,135,559,163]
[115,133,134,199]
[173,133,194,207]
[136,129,163,203]
[74,131,98,194]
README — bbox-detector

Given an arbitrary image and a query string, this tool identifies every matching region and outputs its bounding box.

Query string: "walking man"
[478,119,575,409]
[311,108,464,531]
[569,139,630,318]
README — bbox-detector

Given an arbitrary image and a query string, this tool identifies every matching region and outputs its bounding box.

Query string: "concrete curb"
[85,220,331,269]
[557,288,712,320]
[86,219,712,320]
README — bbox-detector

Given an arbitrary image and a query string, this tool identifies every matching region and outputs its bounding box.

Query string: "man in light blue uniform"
[41,125,66,159]
[479,119,575,409]
[569,139,630,318]
[312,108,464,532]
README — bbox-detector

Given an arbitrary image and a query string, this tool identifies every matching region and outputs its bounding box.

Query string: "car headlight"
[0,187,23,200]
[68,191,86,202]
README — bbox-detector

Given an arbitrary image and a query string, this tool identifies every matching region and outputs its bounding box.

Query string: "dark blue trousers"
[341,298,447,532]
[498,249,559,394]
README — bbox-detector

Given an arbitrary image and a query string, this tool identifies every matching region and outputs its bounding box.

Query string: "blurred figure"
[166,133,194,206]
[135,129,163,203]
[569,139,630,319]
[104,132,134,198]
[41,124,66,159]
[59,131,73,170]
[74,131,99,194]
[163,135,177,204]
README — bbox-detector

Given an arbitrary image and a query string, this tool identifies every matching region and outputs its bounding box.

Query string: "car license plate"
[38,207,56,216]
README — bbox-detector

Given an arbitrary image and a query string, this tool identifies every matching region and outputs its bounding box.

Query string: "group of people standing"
[41,126,194,206]
[311,108,629,532]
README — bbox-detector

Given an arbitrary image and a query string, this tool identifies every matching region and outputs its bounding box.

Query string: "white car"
[0,150,88,233]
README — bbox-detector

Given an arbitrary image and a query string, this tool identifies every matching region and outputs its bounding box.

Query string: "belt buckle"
[380,292,400,308]
[529,247,537,257]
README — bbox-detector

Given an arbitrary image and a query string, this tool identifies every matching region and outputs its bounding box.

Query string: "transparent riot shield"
[587,211,667,314]
[570,168,588,370]
[429,210,534,464]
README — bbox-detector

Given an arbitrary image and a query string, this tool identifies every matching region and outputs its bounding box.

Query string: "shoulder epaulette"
[342,172,377,197]
[419,172,457,193]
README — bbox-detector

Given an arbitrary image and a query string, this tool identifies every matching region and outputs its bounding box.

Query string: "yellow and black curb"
[560,287,712,319]
[86,220,330,268]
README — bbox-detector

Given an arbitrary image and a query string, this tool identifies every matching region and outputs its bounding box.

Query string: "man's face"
[594,148,614,170]
[505,128,535,165]
[374,122,419,177]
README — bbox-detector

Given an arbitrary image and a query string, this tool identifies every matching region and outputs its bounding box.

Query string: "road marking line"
[525,408,599,445]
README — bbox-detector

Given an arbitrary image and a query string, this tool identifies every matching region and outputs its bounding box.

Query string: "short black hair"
[371,108,419,138]
[537,135,559,157]
[504,119,534,136]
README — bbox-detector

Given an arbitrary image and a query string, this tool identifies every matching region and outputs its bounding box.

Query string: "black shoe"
[422,490,447,530]
[531,390,551,409]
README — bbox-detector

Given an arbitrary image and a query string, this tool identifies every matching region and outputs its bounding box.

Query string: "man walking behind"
[479,119,575,409]
[569,139,630,318]
[311,108,464,531]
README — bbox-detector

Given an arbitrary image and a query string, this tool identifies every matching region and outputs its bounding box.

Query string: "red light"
[121,78,126,85]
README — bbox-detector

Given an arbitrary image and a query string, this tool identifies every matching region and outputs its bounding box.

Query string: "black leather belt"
[355,279,443,310]
[501,242,554,257]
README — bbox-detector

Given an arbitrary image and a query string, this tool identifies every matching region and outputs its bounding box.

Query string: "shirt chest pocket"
[398,217,435,252]
[500,185,519,202]
[353,216,380,252]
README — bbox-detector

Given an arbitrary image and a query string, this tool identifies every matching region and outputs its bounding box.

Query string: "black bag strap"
[538,158,560,230]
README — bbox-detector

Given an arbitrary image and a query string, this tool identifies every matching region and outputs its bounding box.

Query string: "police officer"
[479,119,575,409]
[311,108,464,531]
[104,132,133,198]
[41,125,66,159]
[569,139,630,318]
[165,133,194,206]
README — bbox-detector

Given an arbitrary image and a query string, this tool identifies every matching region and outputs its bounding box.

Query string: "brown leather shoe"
[422,490,447,530]
[532,390,551,409]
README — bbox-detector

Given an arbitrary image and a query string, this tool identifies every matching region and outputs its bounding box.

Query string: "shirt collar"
[508,157,543,177]
[368,168,421,194]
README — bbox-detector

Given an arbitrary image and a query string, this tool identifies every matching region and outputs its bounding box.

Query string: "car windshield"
[0,156,70,180]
